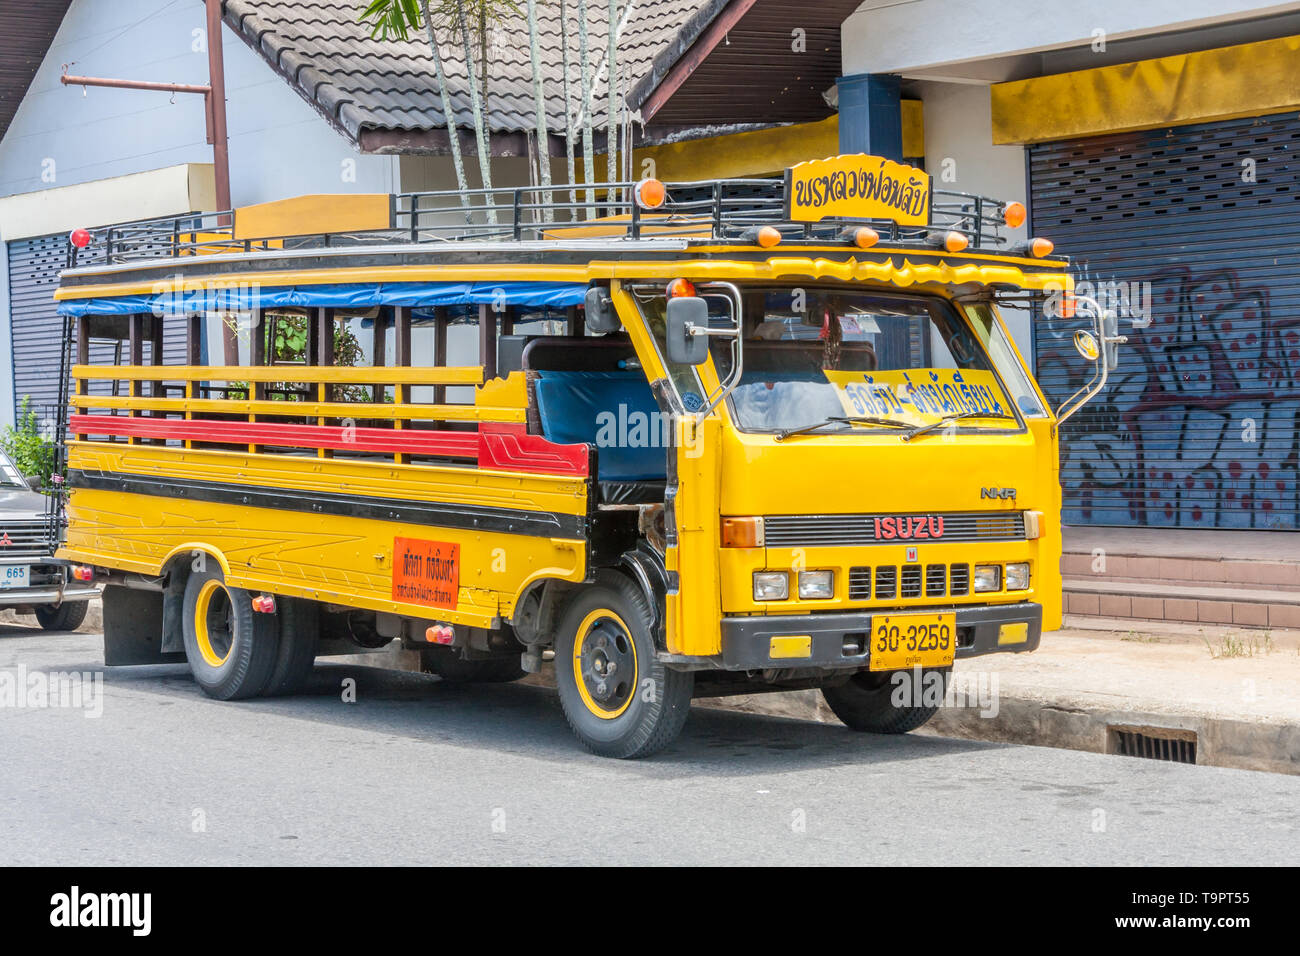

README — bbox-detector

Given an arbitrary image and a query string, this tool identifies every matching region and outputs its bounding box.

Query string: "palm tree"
[360,0,472,223]
[577,0,596,217]
[605,0,618,193]
[525,0,553,219]
[559,0,578,210]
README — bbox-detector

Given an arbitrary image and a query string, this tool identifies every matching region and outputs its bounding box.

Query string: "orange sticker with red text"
[392,537,460,609]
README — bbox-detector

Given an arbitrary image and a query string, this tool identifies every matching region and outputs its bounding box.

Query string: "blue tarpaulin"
[57,281,587,316]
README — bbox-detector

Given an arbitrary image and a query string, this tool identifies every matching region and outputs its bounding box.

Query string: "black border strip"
[68,469,587,539]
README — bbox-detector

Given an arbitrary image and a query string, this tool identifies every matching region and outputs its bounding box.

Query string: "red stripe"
[70,414,590,478]
[71,414,480,458]
[479,430,589,477]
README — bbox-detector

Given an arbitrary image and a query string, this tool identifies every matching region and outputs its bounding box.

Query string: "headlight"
[1005,563,1031,590]
[973,565,1001,592]
[753,571,789,601]
[798,570,834,599]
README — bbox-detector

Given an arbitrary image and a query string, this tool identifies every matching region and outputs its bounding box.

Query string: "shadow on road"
[10,638,1010,775]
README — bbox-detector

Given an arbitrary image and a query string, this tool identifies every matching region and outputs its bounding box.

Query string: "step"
[1061,551,1300,588]
[1062,576,1300,628]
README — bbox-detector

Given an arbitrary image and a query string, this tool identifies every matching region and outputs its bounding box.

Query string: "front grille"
[849,562,974,602]
[925,563,946,597]
[950,563,970,596]
[0,520,53,559]
[763,510,1026,547]
[900,564,922,597]
[848,567,872,600]
[875,565,897,600]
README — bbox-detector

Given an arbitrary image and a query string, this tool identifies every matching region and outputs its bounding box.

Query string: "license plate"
[0,565,29,589]
[868,612,957,671]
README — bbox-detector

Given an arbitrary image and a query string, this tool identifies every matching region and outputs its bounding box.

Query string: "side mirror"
[584,287,619,333]
[666,297,709,365]
[1073,329,1099,362]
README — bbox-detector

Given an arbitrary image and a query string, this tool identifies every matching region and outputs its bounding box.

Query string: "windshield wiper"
[774,415,909,442]
[900,408,1014,442]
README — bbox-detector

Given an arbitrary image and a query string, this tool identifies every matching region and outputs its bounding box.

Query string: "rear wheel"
[554,571,693,758]
[35,601,88,632]
[821,667,950,734]
[262,596,319,697]
[182,567,278,700]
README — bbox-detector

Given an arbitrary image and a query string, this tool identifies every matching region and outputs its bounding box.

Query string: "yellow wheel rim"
[572,608,638,720]
[194,578,233,667]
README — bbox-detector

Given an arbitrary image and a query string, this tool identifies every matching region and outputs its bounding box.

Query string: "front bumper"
[0,584,101,606]
[712,602,1042,671]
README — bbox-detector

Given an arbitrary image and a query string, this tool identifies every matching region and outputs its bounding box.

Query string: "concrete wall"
[915,81,1033,357]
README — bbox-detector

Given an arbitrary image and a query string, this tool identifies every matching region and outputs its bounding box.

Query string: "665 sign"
[784,154,931,227]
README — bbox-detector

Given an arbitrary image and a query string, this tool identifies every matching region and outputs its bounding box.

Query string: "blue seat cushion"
[534,370,667,482]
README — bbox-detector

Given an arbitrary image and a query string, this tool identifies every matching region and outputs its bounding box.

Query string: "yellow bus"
[52,155,1120,757]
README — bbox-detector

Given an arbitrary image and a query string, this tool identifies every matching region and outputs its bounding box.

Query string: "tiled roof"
[223,0,726,146]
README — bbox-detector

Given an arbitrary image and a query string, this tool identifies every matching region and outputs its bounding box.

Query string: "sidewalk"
[698,617,1300,775]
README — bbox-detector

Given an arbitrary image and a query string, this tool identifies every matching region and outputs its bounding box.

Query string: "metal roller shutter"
[1029,111,1300,530]
[7,232,188,423]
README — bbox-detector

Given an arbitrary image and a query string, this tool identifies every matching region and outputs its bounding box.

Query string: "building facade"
[840,1,1300,531]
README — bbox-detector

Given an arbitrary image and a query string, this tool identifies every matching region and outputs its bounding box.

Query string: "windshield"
[699,288,1023,435]
[0,450,27,488]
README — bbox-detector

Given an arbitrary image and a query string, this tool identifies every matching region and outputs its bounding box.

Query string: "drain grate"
[1108,726,1197,764]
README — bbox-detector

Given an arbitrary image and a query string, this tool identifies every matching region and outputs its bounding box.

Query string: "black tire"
[35,600,89,632]
[554,570,693,758]
[420,646,525,683]
[821,667,950,734]
[181,566,279,700]
[262,596,319,697]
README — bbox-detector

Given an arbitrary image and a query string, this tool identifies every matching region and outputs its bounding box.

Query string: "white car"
[0,450,99,630]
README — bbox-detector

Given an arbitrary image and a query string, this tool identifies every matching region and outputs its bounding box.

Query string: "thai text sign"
[784,154,931,226]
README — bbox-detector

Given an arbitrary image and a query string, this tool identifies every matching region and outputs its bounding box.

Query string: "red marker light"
[69,228,91,249]
[425,624,455,645]
[72,565,95,582]
[251,594,277,614]
[667,278,696,298]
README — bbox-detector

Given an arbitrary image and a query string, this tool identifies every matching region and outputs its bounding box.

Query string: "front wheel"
[35,601,89,632]
[554,571,693,758]
[821,667,950,734]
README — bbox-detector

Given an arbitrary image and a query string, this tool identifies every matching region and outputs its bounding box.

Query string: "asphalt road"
[2,625,1297,866]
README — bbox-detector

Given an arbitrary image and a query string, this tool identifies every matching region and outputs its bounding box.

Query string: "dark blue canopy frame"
[57,280,588,317]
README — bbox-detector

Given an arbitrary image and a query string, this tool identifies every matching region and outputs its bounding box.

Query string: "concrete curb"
[695,685,1300,776]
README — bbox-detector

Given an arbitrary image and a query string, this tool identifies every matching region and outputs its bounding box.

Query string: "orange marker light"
[944,231,969,253]
[756,225,782,248]
[667,278,696,298]
[1003,201,1026,229]
[852,227,879,249]
[634,178,667,210]
[721,517,765,548]
[1030,237,1055,257]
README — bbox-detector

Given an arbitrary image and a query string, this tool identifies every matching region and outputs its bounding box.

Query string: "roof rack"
[64,176,1025,269]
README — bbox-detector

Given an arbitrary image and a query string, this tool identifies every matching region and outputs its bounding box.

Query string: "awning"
[56,280,587,316]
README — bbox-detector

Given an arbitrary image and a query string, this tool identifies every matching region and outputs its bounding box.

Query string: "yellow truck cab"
[51,154,1120,757]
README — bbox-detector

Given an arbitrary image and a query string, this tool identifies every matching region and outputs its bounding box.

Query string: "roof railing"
[65,178,1022,268]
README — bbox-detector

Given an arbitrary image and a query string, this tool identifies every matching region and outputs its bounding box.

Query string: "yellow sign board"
[784,154,931,226]
[825,367,1011,425]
